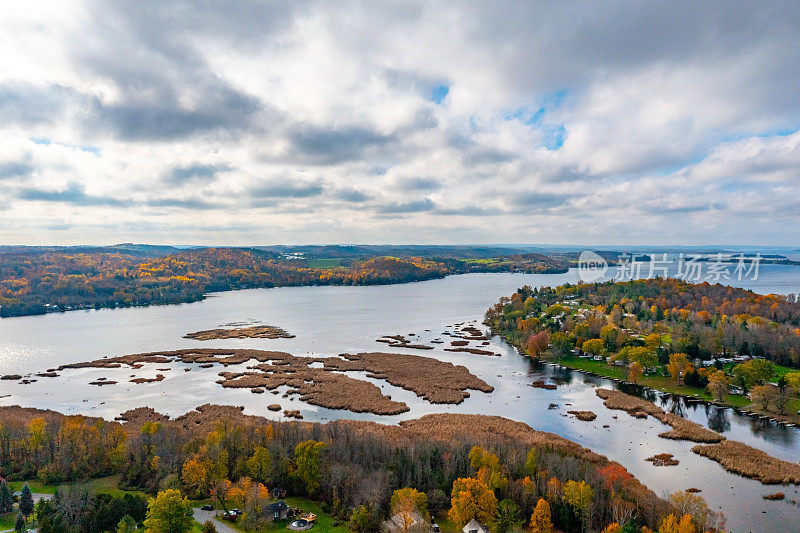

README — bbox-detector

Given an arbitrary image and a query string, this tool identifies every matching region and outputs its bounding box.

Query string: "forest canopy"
[485,278,800,367]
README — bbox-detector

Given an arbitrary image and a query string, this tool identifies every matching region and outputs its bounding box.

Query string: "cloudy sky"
[1,1,799,246]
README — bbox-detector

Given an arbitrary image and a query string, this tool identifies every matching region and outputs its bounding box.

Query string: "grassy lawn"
[306,258,343,269]
[9,475,146,498]
[554,356,753,406]
[0,513,16,531]
[8,480,57,495]
[432,517,461,533]
[226,497,350,533]
[558,354,800,422]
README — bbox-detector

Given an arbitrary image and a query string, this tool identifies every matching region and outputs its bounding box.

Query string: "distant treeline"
[0,247,569,317]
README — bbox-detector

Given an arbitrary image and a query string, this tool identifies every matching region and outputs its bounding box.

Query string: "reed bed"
[568,410,597,421]
[692,440,800,484]
[184,325,294,340]
[596,389,724,443]
[646,453,679,466]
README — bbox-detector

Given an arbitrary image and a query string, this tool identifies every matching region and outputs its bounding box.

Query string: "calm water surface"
[1,267,800,532]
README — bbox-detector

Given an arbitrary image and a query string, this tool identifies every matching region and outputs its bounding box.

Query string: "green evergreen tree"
[117,515,138,533]
[0,480,12,514]
[14,512,25,533]
[19,484,34,517]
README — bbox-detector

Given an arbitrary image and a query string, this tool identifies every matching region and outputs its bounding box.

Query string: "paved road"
[192,508,239,533]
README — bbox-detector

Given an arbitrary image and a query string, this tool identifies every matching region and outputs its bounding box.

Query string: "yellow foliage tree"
[529,498,552,533]
[601,524,622,533]
[143,489,193,533]
[391,487,428,532]
[627,361,643,384]
[181,457,209,499]
[657,513,695,533]
[563,480,593,515]
[707,370,730,401]
[667,353,690,384]
[469,446,507,491]
[448,477,497,526]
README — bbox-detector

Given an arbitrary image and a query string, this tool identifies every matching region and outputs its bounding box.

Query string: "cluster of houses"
[698,354,755,367]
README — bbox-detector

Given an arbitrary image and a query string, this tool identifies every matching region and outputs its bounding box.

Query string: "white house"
[385,510,430,533]
[463,519,490,533]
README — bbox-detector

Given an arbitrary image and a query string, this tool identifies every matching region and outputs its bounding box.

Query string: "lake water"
[1,266,800,532]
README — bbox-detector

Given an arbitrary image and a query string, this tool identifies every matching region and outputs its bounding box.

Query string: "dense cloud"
[1,1,798,245]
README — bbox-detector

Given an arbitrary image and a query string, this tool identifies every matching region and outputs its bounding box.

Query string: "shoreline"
[539,355,800,428]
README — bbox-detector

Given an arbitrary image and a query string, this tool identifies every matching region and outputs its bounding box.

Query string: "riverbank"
[545,354,800,427]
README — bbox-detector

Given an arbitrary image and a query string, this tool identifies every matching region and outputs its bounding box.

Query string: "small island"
[184,325,295,340]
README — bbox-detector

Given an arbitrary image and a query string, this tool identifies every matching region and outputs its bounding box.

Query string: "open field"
[9,475,147,498]
[305,258,344,269]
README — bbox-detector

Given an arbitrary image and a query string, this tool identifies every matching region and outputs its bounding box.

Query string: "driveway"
[192,508,239,533]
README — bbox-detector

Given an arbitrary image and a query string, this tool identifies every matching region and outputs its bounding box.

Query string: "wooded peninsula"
[0,245,569,317]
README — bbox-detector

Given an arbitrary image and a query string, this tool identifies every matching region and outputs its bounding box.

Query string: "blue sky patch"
[430,84,449,104]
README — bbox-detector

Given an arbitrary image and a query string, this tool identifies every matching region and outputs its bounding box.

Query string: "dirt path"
[193,508,239,533]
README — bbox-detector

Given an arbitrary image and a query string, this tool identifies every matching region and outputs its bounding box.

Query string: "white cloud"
[0,1,798,245]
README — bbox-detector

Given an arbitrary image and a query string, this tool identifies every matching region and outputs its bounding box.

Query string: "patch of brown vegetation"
[268,404,281,411]
[90,380,117,386]
[686,488,702,493]
[450,340,469,346]
[1,374,22,380]
[532,380,557,390]
[764,493,785,500]
[320,352,493,404]
[129,374,165,384]
[48,348,491,416]
[458,326,488,340]
[596,388,724,443]
[692,440,800,484]
[376,335,433,350]
[115,407,169,424]
[36,372,59,378]
[284,409,303,419]
[184,325,294,340]
[646,453,679,466]
[568,410,597,421]
[443,347,500,356]
[219,367,410,415]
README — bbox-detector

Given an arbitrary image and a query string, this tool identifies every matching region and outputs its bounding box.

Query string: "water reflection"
[706,406,731,434]
[532,359,798,448]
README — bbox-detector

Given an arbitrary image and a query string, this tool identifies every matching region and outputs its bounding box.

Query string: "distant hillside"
[0,246,569,317]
